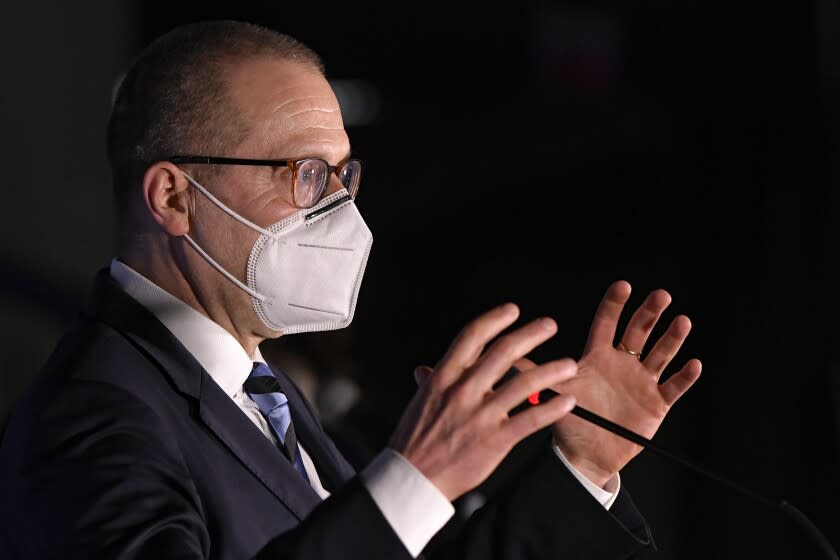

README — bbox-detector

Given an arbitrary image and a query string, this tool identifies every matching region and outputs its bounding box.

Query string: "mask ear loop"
[182,235,268,302]
[182,171,280,240]
[179,171,271,302]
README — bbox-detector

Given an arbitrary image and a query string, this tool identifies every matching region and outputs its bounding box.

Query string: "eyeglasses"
[168,155,363,209]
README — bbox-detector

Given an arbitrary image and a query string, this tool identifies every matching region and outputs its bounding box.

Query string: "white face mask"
[181,172,373,335]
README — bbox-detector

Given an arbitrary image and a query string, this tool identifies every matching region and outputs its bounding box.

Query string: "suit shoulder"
[41,317,154,383]
[31,315,194,408]
[6,317,186,453]
[3,321,190,474]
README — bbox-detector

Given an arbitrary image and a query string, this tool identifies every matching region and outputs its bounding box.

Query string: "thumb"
[413,365,434,386]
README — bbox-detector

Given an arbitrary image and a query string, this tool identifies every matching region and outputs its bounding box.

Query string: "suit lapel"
[85,269,324,520]
[197,375,323,519]
[271,368,356,492]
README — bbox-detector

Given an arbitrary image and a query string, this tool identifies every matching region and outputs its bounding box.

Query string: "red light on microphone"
[528,392,540,405]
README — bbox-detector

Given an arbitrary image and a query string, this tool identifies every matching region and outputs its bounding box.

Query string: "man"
[0,20,701,559]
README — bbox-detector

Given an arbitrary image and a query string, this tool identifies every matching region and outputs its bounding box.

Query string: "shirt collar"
[109,258,265,397]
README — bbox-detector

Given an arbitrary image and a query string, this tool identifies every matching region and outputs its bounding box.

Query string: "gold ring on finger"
[617,341,642,359]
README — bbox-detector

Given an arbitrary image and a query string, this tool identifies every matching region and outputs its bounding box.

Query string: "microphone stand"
[528,386,839,559]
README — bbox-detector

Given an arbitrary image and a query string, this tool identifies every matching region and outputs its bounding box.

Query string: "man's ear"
[142,162,192,236]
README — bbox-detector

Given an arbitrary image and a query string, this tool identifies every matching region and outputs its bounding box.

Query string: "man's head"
[108,20,354,351]
[107,20,328,231]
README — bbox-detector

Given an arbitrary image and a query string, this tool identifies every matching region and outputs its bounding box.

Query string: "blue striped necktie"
[245,363,309,482]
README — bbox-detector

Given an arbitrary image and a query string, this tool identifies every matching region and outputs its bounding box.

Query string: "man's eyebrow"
[264,145,352,162]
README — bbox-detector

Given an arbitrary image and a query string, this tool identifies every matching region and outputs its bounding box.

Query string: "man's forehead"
[227,57,334,113]
[260,114,350,161]
[226,56,350,161]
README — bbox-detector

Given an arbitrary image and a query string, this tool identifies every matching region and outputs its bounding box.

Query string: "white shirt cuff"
[360,449,455,558]
[552,441,620,510]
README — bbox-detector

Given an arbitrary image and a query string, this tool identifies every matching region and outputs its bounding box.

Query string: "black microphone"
[503,368,839,559]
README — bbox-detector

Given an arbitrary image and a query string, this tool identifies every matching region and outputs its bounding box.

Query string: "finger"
[435,303,520,388]
[469,317,558,390]
[618,289,671,356]
[490,357,540,392]
[491,357,540,389]
[413,365,434,386]
[491,358,577,411]
[659,359,702,406]
[511,357,538,373]
[643,315,692,379]
[504,392,576,445]
[511,357,543,403]
[584,280,632,354]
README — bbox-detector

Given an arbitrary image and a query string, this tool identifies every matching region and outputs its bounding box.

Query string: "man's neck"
[119,241,265,358]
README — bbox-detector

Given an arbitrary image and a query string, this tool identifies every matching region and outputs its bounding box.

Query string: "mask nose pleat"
[297,243,354,252]
[287,303,345,315]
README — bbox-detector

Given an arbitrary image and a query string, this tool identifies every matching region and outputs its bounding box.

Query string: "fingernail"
[502,302,517,314]
[539,317,556,330]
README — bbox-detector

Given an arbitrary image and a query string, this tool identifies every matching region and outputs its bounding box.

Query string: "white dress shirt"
[109,259,617,557]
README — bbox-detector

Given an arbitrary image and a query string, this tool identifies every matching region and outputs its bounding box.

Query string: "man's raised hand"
[547,280,702,487]
[389,303,577,501]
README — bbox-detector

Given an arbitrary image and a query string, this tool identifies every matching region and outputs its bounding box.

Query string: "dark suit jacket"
[0,270,655,559]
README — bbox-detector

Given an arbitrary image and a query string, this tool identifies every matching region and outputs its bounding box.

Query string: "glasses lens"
[337,159,362,199]
[293,159,329,208]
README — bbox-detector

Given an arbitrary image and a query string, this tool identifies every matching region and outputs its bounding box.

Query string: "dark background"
[2,1,839,558]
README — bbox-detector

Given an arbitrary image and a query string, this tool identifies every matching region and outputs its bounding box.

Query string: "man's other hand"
[389,303,577,501]
[545,280,702,488]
